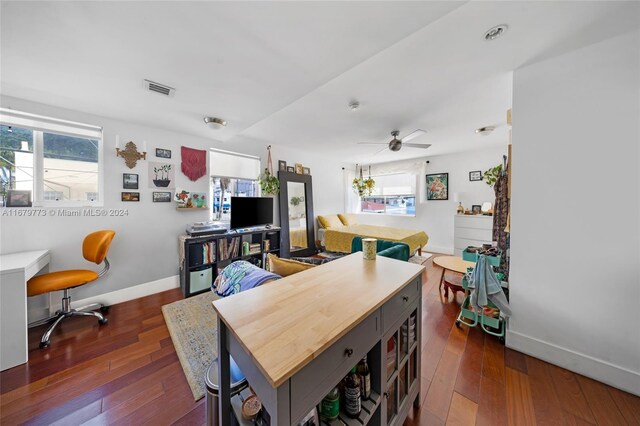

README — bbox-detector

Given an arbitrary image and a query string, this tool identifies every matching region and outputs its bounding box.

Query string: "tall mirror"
[278,171,315,257]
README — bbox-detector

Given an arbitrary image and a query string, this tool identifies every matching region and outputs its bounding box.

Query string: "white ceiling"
[2,1,638,164]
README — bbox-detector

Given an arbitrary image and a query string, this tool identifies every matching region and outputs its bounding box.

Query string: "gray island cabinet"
[212,252,424,425]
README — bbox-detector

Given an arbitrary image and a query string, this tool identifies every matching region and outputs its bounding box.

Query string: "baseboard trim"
[70,275,180,310]
[506,329,640,396]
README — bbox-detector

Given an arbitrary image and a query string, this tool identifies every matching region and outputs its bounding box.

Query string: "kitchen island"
[212,252,425,425]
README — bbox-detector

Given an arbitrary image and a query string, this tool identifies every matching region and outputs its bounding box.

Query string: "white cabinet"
[454,215,493,257]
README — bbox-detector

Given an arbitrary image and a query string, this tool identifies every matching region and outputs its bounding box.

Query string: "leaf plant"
[483,164,502,187]
[259,168,280,195]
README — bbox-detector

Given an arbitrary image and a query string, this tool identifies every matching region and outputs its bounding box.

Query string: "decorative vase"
[456,202,464,214]
[153,179,171,187]
[362,238,377,261]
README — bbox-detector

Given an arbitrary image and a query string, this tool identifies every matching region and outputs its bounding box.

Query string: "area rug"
[409,253,433,265]
[162,291,221,400]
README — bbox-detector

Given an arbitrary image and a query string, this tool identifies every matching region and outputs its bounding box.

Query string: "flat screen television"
[230,197,273,229]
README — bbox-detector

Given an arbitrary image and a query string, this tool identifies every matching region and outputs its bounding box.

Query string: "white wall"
[355,147,507,254]
[0,96,345,301]
[509,31,640,395]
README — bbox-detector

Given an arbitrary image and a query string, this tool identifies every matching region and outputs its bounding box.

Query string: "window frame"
[0,110,104,207]
[359,172,417,217]
[209,148,261,222]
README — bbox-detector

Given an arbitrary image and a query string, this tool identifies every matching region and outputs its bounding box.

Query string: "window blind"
[209,148,260,180]
[0,108,102,139]
[371,173,416,196]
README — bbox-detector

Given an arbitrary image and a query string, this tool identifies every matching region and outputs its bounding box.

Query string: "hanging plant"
[259,145,280,195]
[483,164,502,188]
[290,196,304,207]
[352,165,375,197]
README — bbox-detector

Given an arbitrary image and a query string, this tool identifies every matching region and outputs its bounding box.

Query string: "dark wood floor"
[1,259,639,425]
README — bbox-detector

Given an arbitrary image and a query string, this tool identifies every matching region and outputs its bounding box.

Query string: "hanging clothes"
[467,255,512,316]
[493,170,510,280]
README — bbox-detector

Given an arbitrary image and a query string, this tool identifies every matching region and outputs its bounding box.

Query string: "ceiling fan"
[358,129,430,153]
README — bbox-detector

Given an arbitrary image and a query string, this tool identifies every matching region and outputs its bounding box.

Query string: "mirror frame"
[278,171,316,257]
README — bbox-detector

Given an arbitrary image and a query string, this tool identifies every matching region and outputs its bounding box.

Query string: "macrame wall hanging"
[181,146,207,181]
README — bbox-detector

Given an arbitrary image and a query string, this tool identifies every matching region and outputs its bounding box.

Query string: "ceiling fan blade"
[401,129,427,143]
[358,142,388,145]
[402,143,432,149]
[369,146,389,156]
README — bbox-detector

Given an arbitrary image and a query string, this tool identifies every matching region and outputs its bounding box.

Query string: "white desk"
[0,250,51,371]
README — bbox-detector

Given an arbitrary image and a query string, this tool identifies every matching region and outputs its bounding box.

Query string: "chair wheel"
[39,340,50,348]
[100,305,110,313]
[455,320,461,328]
[98,318,108,325]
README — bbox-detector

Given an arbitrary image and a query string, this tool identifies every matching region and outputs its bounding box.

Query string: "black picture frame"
[152,191,172,202]
[278,160,287,171]
[121,192,140,202]
[156,148,171,159]
[469,170,482,181]
[303,167,311,175]
[286,166,295,172]
[123,173,139,189]
[6,190,32,207]
[472,205,482,214]
[426,172,449,200]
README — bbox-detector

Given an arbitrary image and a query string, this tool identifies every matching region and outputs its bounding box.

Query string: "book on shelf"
[202,240,216,264]
[217,237,242,261]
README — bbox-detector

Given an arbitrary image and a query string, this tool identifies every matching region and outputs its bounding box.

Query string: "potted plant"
[290,196,304,207]
[352,165,375,197]
[259,168,279,195]
[483,165,502,188]
[259,145,279,195]
[153,164,172,187]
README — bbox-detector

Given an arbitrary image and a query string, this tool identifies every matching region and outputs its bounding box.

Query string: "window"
[361,173,416,216]
[44,191,64,201]
[0,109,102,206]
[211,178,259,221]
[209,149,261,222]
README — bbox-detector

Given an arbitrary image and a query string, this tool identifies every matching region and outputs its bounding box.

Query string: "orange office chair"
[28,230,115,348]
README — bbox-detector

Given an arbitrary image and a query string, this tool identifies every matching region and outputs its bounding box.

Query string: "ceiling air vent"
[142,79,175,97]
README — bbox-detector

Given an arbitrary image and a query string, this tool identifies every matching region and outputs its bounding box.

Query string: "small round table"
[433,256,476,300]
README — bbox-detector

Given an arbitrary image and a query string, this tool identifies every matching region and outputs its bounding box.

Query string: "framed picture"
[426,173,448,200]
[152,191,172,203]
[123,173,139,189]
[121,192,140,202]
[303,167,311,175]
[295,163,304,174]
[6,190,32,207]
[472,205,482,215]
[286,166,295,173]
[469,170,482,181]
[149,162,175,189]
[278,160,287,172]
[156,148,171,159]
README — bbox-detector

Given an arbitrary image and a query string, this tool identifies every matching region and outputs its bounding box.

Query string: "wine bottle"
[357,357,371,400]
[344,367,362,418]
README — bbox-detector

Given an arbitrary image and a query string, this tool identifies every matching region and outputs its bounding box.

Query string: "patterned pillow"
[213,261,281,297]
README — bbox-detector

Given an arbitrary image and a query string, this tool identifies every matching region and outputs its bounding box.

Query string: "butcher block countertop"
[212,252,425,388]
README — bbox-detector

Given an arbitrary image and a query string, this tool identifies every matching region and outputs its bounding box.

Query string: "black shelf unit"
[180,227,281,297]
